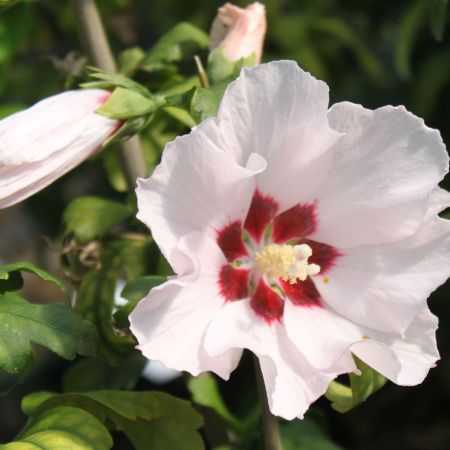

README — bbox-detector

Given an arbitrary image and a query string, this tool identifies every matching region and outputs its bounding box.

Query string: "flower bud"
[209,2,266,64]
[0,89,119,208]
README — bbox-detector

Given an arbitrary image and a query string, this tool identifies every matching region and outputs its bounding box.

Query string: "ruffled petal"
[136,120,266,270]
[218,61,341,211]
[284,301,364,369]
[204,300,355,419]
[130,232,242,378]
[317,218,450,333]
[351,307,439,385]
[313,102,449,247]
[0,90,118,208]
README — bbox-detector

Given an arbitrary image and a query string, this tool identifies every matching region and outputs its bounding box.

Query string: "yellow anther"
[255,243,320,284]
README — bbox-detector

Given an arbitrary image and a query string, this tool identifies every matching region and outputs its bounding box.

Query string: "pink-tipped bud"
[0,90,119,208]
[209,2,267,64]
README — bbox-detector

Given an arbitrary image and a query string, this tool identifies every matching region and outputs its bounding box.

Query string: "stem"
[253,355,283,450]
[194,55,210,88]
[72,0,147,188]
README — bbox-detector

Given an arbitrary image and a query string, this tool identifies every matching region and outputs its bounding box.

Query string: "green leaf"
[114,275,166,329]
[121,275,166,304]
[63,196,132,244]
[395,0,429,80]
[0,292,97,375]
[0,261,67,296]
[22,391,204,450]
[429,0,448,41]
[96,87,165,120]
[75,239,153,363]
[325,355,387,413]
[142,22,208,67]
[118,46,146,75]
[1,406,112,449]
[280,418,343,450]
[188,373,240,430]
[62,354,147,392]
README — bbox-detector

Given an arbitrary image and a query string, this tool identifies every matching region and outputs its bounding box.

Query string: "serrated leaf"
[63,196,132,244]
[0,292,97,375]
[429,0,448,41]
[0,261,67,296]
[325,355,387,413]
[96,87,164,120]
[280,418,343,450]
[22,391,204,450]
[1,406,112,449]
[142,22,208,67]
[188,373,240,430]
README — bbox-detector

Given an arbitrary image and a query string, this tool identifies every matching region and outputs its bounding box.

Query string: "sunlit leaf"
[22,391,204,450]
[1,406,112,449]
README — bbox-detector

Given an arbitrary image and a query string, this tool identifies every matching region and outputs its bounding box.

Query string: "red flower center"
[216,189,340,324]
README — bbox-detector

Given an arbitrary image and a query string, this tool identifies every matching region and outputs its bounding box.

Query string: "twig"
[194,55,210,88]
[253,355,283,450]
[72,0,147,189]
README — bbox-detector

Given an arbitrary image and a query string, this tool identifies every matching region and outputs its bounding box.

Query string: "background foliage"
[0,0,449,449]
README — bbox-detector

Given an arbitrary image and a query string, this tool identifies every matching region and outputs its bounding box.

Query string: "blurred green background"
[0,1,449,449]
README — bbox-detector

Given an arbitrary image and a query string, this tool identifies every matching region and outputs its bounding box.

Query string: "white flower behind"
[0,89,119,209]
[130,61,450,419]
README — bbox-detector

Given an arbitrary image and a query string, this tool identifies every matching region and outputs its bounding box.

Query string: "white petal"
[217,60,341,211]
[129,232,242,379]
[317,218,450,333]
[0,90,118,208]
[352,307,439,385]
[312,102,449,247]
[136,119,265,269]
[284,302,364,369]
[204,300,354,419]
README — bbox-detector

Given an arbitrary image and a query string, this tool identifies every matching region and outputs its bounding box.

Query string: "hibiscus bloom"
[130,61,450,419]
[0,89,119,209]
[209,2,267,64]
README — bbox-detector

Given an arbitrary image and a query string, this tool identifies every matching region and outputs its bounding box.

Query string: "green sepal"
[325,355,387,413]
[207,47,256,85]
[96,87,165,120]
